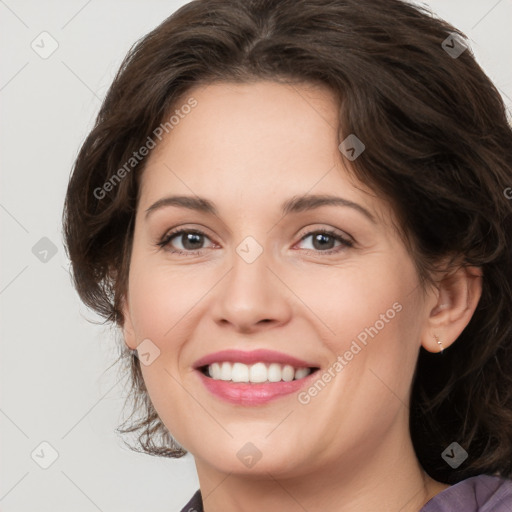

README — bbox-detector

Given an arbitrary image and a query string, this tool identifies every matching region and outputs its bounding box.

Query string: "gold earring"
[433,334,444,353]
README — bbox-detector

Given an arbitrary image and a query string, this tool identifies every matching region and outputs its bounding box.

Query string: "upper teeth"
[206,362,312,383]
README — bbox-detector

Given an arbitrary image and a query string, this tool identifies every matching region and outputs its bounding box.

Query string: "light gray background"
[1,1,511,511]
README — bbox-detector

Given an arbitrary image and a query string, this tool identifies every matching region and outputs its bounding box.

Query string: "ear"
[120,295,137,351]
[421,264,483,353]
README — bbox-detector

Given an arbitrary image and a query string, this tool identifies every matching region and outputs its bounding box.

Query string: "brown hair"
[62,0,512,484]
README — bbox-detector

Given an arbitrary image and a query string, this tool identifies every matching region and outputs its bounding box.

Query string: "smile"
[195,364,320,406]
[193,349,321,405]
[200,361,316,383]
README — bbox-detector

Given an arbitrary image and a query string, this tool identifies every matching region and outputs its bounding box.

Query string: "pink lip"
[193,349,321,406]
[193,349,319,369]
[195,368,320,406]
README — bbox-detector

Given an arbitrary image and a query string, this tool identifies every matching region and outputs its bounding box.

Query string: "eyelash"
[156,227,354,256]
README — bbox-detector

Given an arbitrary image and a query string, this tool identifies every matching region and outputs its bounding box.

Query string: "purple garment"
[180,475,512,512]
[420,475,512,512]
[180,489,203,512]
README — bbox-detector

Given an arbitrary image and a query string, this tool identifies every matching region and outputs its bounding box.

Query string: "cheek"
[288,260,409,345]
[126,259,202,448]
[298,255,421,396]
[128,257,207,339]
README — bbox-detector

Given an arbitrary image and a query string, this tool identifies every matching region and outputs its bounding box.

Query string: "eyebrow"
[144,194,376,223]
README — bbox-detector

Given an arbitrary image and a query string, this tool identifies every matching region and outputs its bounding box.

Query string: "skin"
[121,81,482,512]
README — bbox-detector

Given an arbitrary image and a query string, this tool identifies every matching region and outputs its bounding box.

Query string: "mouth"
[197,362,321,383]
[195,363,321,406]
[192,349,322,405]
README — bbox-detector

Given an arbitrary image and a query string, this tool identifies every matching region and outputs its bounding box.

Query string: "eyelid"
[158,224,216,243]
[295,224,354,244]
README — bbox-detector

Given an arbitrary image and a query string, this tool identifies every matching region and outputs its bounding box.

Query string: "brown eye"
[157,229,214,255]
[296,229,353,254]
[175,232,205,250]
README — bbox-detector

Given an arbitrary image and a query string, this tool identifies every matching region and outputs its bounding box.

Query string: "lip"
[195,367,320,406]
[193,349,321,406]
[193,349,320,369]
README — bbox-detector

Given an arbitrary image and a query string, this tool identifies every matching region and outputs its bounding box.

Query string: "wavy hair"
[62,0,512,483]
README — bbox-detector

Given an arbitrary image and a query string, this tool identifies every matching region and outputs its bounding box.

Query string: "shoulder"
[420,474,512,512]
[179,489,203,512]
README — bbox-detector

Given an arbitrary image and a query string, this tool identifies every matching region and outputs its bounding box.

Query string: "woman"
[62,0,512,510]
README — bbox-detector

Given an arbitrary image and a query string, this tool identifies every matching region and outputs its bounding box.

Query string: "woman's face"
[122,80,434,478]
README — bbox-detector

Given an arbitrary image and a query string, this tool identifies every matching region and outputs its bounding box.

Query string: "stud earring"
[433,334,444,353]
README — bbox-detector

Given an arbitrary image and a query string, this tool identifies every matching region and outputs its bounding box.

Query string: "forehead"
[137,80,390,224]
[149,80,341,166]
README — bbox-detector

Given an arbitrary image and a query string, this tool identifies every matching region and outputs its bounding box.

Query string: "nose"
[210,244,293,334]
